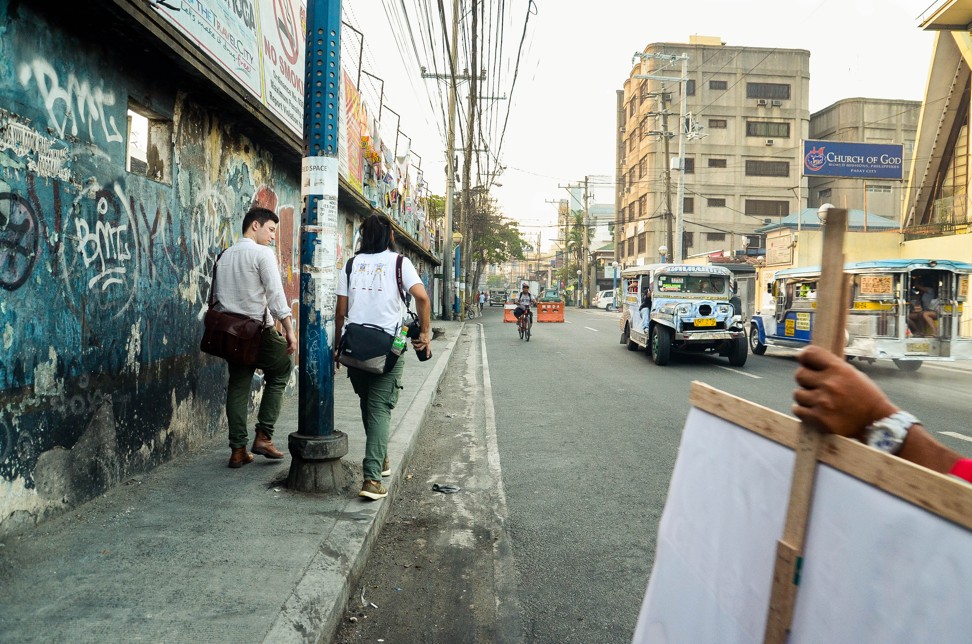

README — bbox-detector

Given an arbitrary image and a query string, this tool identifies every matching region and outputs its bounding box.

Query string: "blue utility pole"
[288,0,349,492]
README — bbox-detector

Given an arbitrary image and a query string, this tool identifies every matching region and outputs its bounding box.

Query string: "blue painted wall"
[0,1,302,533]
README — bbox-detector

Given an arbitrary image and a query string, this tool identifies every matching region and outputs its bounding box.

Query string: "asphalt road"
[336,305,972,643]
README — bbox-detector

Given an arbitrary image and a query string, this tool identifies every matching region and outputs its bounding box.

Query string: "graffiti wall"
[0,2,301,534]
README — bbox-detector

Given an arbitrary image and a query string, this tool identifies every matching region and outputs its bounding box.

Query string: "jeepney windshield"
[656,274,727,295]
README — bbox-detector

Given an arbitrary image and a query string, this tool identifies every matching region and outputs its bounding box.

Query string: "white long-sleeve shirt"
[212,238,291,326]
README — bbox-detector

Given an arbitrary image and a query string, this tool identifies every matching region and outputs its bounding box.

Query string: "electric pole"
[634,51,690,263]
[660,92,674,263]
[582,176,590,307]
[439,0,460,319]
[461,0,478,309]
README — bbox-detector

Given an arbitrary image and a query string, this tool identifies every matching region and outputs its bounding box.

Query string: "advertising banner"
[343,70,364,193]
[153,0,306,137]
[156,0,263,98]
[258,0,306,135]
[802,139,904,180]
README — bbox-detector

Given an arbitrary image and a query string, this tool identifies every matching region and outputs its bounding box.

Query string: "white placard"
[633,409,793,643]
[634,406,972,643]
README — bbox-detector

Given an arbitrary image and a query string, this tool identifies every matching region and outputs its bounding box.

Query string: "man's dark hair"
[242,206,278,234]
[357,214,397,254]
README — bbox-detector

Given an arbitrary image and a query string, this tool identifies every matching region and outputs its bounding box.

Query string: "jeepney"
[619,264,747,366]
[749,259,972,371]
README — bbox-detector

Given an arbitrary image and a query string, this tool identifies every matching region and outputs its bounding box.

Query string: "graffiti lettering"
[0,192,40,291]
[74,200,132,291]
[18,59,123,146]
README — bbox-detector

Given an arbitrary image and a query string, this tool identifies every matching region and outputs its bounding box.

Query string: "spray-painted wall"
[0,2,302,534]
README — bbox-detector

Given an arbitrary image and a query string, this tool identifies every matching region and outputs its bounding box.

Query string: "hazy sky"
[348,0,939,249]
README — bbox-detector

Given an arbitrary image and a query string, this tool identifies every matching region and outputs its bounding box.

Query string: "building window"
[709,118,727,129]
[683,231,694,248]
[866,184,892,193]
[818,188,832,200]
[683,157,695,174]
[685,79,696,96]
[709,80,728,90]
[746,82,791,100]
[683,197,694,214]
[639,195,647,217]
[627,237,635,255]
[639,155,647,178]
[745,160,790,177]
[708,158,727,168]
[707,198,726,207]
[638,233,647,254]
[746,121,790,138]
[127,102,172,184]
[745,199,789,217]
[706,232,726,242]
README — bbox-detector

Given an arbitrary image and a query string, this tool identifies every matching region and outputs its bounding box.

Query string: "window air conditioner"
[771,100,782,107]
[765,139,774,146]
[756,99,767,106]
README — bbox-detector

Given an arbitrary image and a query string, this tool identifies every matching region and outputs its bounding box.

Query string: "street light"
[576,269,583,308]
[659,245,668,264]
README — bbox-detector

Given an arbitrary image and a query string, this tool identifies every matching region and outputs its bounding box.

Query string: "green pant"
[226,328,293,448]
[348,357,404,481]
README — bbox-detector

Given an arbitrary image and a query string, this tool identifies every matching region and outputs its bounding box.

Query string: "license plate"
[695,318,716,327]
[909,342,929,353]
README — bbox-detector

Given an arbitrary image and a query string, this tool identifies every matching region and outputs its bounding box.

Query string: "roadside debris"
[432,483,461,494]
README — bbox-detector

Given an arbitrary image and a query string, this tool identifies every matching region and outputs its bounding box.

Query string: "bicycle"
[517,306,532,341]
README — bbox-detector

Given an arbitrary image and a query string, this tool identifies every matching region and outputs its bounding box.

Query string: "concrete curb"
[264,322,467,643]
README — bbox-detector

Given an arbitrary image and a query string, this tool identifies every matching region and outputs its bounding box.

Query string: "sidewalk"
[0,320,466,644]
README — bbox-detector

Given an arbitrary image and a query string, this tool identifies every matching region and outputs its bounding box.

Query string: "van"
[593,289,616,311]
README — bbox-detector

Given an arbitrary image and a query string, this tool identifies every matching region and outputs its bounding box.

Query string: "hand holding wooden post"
[763,204,849,644]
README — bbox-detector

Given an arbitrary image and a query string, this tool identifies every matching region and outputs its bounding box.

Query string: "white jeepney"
[619,264,747,366]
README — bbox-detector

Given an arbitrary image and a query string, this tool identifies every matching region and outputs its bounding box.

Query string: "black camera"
[403,311,421,339]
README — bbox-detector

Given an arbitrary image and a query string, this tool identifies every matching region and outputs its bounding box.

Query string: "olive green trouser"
[226,328,293,449]
[348,357,404,482]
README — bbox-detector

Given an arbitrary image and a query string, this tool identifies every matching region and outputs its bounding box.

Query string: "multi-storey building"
[616,36,810,266]
[809,98,921,221]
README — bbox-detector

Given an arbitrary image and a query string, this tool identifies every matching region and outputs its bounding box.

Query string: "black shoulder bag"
[336,254,409,374]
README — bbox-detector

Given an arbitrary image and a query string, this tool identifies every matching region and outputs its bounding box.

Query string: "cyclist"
[515,283,537,332]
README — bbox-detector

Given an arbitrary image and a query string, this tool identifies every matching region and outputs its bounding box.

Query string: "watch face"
[870,428,899,452]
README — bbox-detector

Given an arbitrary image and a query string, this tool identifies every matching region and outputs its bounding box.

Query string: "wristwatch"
[863,411,919,454]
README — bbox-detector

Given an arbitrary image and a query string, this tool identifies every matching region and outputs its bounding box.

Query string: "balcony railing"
[903,194,972,240]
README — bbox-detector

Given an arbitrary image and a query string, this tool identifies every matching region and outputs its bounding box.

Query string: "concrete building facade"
[0,0,439,535]
[616,36,810,266]
[808,98,921,221]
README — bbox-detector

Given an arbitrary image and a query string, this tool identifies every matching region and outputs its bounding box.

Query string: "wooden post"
[763,206,849,643]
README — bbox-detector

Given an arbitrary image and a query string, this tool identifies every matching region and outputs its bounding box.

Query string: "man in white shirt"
[213,206,296,468]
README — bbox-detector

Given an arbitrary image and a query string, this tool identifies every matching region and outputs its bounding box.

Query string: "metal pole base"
[286,431,350,493]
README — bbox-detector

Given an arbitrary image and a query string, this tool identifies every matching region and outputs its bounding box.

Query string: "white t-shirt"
[337,250,422,335]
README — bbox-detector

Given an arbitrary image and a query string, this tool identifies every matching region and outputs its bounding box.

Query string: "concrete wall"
[0,2,305,534]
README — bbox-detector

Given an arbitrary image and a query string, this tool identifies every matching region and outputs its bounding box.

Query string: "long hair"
[357,214,397,254]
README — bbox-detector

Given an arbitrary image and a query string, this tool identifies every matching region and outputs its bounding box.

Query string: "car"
[593,289,616,311]
[488,289,507,306]
[539,288,561,302]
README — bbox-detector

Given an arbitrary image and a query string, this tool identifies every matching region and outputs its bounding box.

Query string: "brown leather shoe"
[252,431,285,459]
[228,447,255,468]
